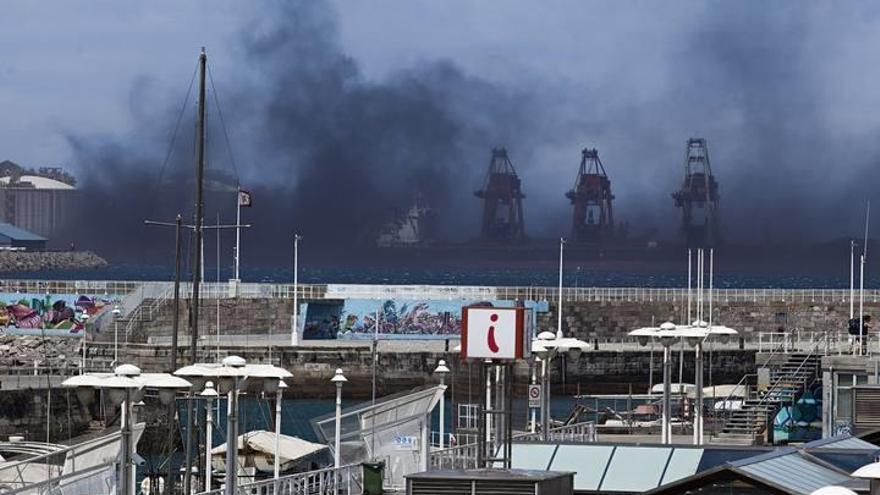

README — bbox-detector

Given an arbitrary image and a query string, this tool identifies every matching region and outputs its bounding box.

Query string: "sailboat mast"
[191,47,207,361]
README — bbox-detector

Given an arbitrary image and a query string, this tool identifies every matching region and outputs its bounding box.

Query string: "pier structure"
[673,138,720,247]
[474,148,526,243]
[566,148,614,243]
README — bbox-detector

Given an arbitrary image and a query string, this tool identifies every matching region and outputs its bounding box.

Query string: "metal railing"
[429,421,597,470]
[515,421,597,443]
[3,278,880,304]
[196,464,362,495]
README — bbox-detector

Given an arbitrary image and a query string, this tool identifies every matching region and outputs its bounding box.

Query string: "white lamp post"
[533,330,588,441]
[200,381,218,492]
[630,322,680,444]
[331,369,347,470]
[112,305,122,367]
[434,360,450,449]
[80,312,90,373]
[175,356,292,495]
[274,380,288,480]
[63,364,189,495]
[291,234,302,346]
[557,237,566,339]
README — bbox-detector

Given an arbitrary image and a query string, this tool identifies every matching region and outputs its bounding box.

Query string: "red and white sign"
[461,307,528,360]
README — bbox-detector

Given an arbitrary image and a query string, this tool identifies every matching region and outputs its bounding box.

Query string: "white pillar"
[205,395,213,493]
[274,386,283,479]
[860,254,865,356]
[662,345,671,444]
[439,374,446,449]
[530,362,537,433]
[851,240,856,319]
[485,362,492,446]
[557,238,565,339]
[225,381,239,493]
[291,235,300,346]
[114,319,118,366]
[121,391,132,495]
[687,249,692,324]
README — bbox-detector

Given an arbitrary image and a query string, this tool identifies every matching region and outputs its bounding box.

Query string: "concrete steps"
[713,352,819,445]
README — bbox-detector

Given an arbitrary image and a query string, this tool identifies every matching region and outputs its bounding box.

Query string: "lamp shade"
[108,388,127,407]
[434,360,450,374]
[75,387,95,405]
[159,388,177,405]
[331,368,347,384]
[263,377,280,394]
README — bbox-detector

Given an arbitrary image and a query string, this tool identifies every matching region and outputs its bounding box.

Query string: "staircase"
[714,351,820,445]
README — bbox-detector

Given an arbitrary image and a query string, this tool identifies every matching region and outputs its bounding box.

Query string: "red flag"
[238,189,252,207]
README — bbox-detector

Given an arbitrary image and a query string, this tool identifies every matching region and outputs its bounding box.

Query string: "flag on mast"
[238,189,252,207]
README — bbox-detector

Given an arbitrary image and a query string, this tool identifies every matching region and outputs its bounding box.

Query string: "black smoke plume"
[60,1,880,270]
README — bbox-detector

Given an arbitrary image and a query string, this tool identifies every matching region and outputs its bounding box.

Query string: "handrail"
[195,463,362,495]
[744,334,825,440]
[714,336,790,426]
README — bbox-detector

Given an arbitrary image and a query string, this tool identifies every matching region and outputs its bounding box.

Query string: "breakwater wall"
[0,251,106,273]
[125,296,871,344]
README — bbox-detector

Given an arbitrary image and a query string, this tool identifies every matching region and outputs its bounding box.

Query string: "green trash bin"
[362,461,384,495]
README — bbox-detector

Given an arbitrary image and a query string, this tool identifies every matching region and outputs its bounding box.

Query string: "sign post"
[528,384,542,409]
[460,306,532,469]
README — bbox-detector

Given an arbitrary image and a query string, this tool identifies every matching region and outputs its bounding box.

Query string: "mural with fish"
[299,299,548,340]
[0,292,119,336]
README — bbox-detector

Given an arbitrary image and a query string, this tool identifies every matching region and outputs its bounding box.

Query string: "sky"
[2,1,880,262]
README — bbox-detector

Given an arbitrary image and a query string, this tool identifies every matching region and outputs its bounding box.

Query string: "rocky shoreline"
[0,251,107,273]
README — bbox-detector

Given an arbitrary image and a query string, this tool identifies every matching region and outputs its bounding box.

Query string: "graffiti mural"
[0,292,118,336]
[299,299,548,340]
[773,385,822,443]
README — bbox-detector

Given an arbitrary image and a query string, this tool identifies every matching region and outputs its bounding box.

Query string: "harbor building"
[0,161,76,241]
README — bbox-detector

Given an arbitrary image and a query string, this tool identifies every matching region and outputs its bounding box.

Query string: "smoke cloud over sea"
[56,1,880,267]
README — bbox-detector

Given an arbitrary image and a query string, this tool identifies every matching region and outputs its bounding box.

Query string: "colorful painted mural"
[0,292,118,336]
[299,299,548,340]
[773,385,822,443]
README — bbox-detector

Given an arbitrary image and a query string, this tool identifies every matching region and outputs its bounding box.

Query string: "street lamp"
[63,364,190,495]
[274,380,288,480]
[112,305,122,367]
[175,356,292,494]
[630,321,681,444]
[533,330,588,440]
[80,312,90,373]
[200,381,218,493]
[688,320,737,445]
[557,237,566,339]
[291,233,302,346]
[331,369,347,470]
[434,360,450,449]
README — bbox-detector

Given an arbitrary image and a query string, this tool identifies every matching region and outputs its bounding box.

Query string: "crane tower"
[672,138,719,246]
[566,148,614,242]
[475,148,526,242]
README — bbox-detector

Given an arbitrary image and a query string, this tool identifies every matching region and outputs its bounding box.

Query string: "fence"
[2,278,879,304]
[429,421,597,470]
[196,464,362,495]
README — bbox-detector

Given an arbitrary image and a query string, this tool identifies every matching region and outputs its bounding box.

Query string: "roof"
[210,430,327,463]
[508,435,880,494]
[405,469,574,481]
[733,448,852,494]
[646,447,865,495]
[0,175,74,190]
[510,442,771,493]
[805,435,880,451]
[0,223,45,242]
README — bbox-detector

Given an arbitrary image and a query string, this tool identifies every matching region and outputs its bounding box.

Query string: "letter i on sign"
[488,313,499,353]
